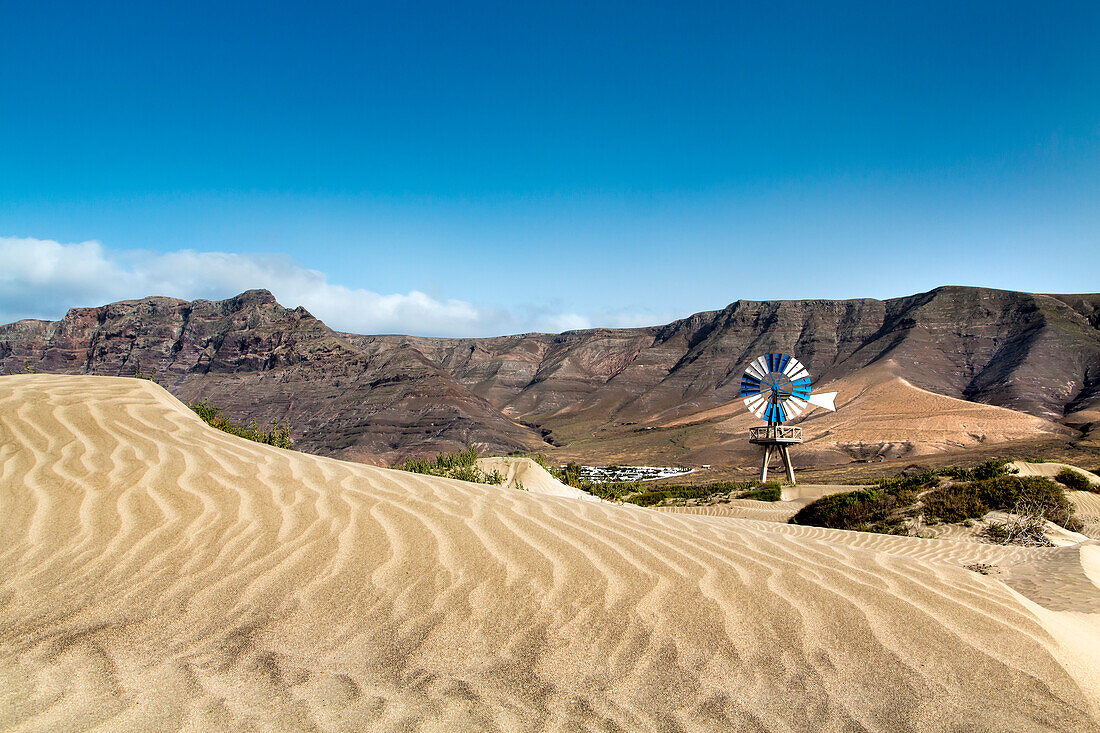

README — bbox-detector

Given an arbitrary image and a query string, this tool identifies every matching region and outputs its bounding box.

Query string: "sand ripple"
[1,375,1098,731]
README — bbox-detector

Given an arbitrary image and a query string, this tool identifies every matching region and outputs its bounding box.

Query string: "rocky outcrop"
[0,290,543,463]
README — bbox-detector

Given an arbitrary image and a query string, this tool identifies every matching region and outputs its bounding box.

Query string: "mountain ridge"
[3,286,1098,465]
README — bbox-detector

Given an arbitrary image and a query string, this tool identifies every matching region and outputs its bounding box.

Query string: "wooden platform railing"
[748,425,803,442]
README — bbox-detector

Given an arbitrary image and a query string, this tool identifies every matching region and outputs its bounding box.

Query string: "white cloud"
[0,236,663,337]
[538,313,592,332]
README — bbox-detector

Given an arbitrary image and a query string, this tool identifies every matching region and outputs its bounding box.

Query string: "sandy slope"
[660,486,873,524]
[1011,461,1100,487]
[2,375,1099,731]
[475,457,600,503]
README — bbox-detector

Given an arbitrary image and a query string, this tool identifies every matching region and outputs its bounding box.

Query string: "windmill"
[740,353,838,484]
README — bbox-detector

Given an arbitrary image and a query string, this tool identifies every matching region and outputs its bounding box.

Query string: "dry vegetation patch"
[397,447,505,485]
[791,460,1086,544]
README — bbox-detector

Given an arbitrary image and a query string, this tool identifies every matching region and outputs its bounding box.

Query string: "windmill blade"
[783,396,807,417]
[782,356,804,376]
[744,394,768,417]
[806,392,837,412]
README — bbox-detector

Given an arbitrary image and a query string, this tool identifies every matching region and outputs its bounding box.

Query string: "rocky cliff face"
[353,287,1100,427]
[0,290,543,463]
[3,286,1098,465]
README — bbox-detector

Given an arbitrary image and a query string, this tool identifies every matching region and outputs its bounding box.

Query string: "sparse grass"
[739,482,782,501]
[1054,467,1093,492]
[396,447,504,485]
[189,400,293,449]
[131,359,157,381]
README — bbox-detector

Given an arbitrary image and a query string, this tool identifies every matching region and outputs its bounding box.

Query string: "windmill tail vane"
[739,352,839,483]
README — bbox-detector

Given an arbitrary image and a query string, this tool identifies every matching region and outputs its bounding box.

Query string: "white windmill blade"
[784,396,807,417]
[805,391,837,412]
[745,395,768,418]
[782,357,804,376]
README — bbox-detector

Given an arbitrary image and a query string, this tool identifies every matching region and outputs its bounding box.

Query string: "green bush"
[740,482,782,501]
[936,459,1016,482]
[531,454,554,472]
[924,475,1081,530]
[584,481,640,502]
[398,446,479,474]
[790,467,1083,536]
[1054,468,1092,492]
[790,489,905,532]
[922,485,990,523]
[974,476,1077,528]
[875,471,938,505]
[189,400,293,449]
[621,480,756,506]
[396,447,505,486]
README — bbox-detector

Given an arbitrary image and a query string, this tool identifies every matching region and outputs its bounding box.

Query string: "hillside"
[2,286,1098,465]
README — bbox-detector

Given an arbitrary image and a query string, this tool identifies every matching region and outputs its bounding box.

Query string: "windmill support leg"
[780,445,796,485]
[760,445,772,482]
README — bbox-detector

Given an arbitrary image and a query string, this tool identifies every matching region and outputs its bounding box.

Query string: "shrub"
[936,459,1016,482]
[974,476,1078,529]
[1054,468,1092,492]
[189,400,293,449]
[396,446,505,486]
[924,475,1081,531]
[922,486,990,523]
[981,498,1056,547]
[875,471,938,505]
[398,446,479,474]
[790,489,905,532]
[559,461,583,487]
[740,482,781,501]
[622,480,757,506]
[531,454,554,472]
[585,481,639,502]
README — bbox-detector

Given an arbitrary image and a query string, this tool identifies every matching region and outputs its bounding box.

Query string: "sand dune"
[1,375,1099,731]
[1011,460,1100,487]
[661,501,801,523]
[475,456,601,503]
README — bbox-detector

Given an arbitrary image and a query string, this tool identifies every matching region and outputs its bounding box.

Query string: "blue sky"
[2,1,1098,335]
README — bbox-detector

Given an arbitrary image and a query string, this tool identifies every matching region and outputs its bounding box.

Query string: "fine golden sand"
[1,375,1099,731]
